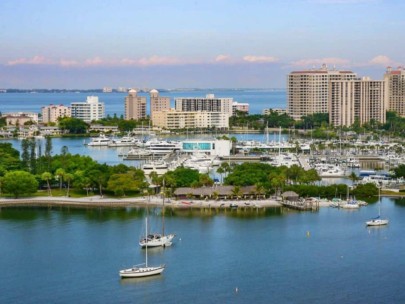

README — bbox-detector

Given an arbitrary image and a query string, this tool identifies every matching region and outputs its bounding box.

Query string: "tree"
[2,171,38,198]
[55,168,66,191]
[107,173,139,196]
[41,172,53,196]
[58,117,88,134]
[64,173,74,197]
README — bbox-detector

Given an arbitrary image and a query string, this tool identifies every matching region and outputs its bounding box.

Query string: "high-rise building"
[175,94,234,117]
[124,89,146,120]
[150,89,170,121]
[329,77,386,127]
[384,66,405,117]
[41,104,71,123]
[287,64,357,119]
[71,96,105,123]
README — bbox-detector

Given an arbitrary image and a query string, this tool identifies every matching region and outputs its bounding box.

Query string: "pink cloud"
[7,55,52,66]
[290,57,351,67]
[369,55,395,66]
[243,55,278,63]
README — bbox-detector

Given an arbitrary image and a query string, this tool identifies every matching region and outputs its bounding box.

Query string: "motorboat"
[108,136,140,147]
[142,161,169,176]
[86,134,112,146]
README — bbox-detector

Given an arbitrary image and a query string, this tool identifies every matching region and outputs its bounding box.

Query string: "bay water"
[1,198,404,303]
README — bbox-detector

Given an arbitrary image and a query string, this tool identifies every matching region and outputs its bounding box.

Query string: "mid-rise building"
[329,77,386,127]
[150,89,170,121]
[102,87,112,93]
[124,89,146,120]
[41,104,71,123]
[384,66,405,117]
[262,108,287,116]
[2,112,38,125]
[175,94,234,117]
[153,109,229,130]
[232,102,249,115]
[287,64,357,119]
[71,96,105,123]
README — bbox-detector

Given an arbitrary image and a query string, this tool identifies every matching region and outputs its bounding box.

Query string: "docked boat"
[143,139,182,154]
[86,134,112,146]
[108,136,140,147]
[142,160,169,176]
[119,218,165,279]
[341,198,360,209]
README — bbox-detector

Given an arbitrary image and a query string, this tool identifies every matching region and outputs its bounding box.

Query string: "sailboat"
[366,187,389,226]
[119,217,165,278]
[139,181,175,248]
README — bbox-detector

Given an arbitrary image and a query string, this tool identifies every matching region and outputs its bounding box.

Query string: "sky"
[0,0,404,89]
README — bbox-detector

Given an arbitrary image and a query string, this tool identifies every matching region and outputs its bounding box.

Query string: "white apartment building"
[150,89,170,121]
[124,89,146,120]
[71,96,105,123]
[152,109,229,130]
[384,66,405,117]
[175,94,234,117]
[232,102,249,115]
[329,77,386,127]
[262,108,287,115]
[41,104,71,123]
[287,64,357,119]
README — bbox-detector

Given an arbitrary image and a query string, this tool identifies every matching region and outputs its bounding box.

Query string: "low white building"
[181,140,231,156]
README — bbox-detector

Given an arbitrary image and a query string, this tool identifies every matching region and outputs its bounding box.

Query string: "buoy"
[235,287,238,293]
[306,231,310,237]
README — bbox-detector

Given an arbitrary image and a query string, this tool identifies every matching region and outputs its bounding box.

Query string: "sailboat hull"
[139,234,175,248]
[366,219,389,226]
[119,265,165,278]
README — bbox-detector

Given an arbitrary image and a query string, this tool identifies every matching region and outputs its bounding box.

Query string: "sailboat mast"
[145,217,148,267]
[162,179,165,236]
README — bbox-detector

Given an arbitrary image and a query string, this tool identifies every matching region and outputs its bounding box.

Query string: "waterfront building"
[175,94,234,117]
[71,96,105,123]
[287,64,357,119]
[150,89,170,121]
[124,89,146,120]
[117,87,127,93]
[181,139,231,156]
[329,77,386,127]
[384,66,405,117]
[262,108,287,115]
[152,109,229,130]
[41,104,71,123]
[2,112,38,126]
[89,124,119,133]
[102,87,112,93]
[232,102,249,115]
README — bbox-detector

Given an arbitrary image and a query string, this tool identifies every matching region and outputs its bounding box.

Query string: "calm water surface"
[1,198,405,304]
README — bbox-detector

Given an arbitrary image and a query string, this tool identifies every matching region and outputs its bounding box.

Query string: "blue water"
[1,198,404,303]
[0,89,286,116]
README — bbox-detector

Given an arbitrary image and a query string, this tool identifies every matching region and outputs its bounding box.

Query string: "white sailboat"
[366,187,389,226]
[139,181,175,248]
[119,217,165,278]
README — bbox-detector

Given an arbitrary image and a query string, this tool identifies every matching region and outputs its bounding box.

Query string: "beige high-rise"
[124,89,146,120]
[150,89,170,121]
[384,67,405,117]
[287,64,357,119]
[329,78,386,127]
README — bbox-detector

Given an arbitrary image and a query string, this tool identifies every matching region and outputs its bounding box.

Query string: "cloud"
[369,55,395,66]
[7,56,52,65]
[243,55,278,63]
[290,57,351,68]
[215,54,231,62]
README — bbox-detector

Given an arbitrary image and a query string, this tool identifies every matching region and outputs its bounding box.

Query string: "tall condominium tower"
[287,64,357,119]
[124,89,146,120]
[329,77,386,127]
[150,89,170,121]
[175,94,234,117]
[71,96,104,123]
[384,66,405,117]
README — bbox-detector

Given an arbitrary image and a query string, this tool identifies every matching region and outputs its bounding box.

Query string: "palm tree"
[348,172,359,184]
[216,166,225,184]
[231,185,243,200]
[64,173,74,197]
[41,172,53,196]
[55,168,66,192]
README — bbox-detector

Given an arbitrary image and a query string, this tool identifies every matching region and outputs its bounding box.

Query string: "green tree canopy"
[2,170,38,198]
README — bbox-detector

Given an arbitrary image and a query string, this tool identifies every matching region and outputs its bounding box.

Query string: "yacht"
[87,134,112,146]
[143,139,182,154]
[316,164,345,177]
[142,161,169,176]
[108,136,140,147]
